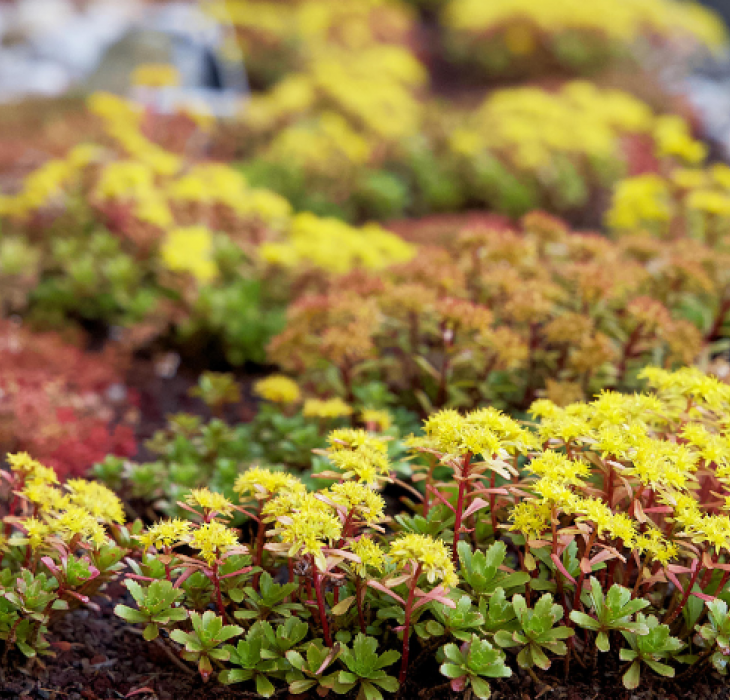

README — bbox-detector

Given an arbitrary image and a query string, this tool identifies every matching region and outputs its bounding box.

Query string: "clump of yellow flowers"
[13,364,730,690]
[449,81,705,214]
[607,163,730,246]
[444,0,727,78]
[253,375,301,405]
[1,453,136,660]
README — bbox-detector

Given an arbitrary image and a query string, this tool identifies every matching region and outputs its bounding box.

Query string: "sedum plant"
[270,212,724,416]
[439,634,511,699]
[441,0,726,80]
[0,452,136,662]
[9,367,730,695]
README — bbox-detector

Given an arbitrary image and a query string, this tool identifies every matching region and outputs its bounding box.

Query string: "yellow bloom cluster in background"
[160,227,218,283]
[445,0,726,46]
[444,0,727,77]
[260,212,415,273]
[253,375,302,404]
[450,81,702,174]
[607,163,730,243]
[0,92,416,285]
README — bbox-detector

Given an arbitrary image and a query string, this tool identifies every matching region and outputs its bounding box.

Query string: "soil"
[122,354,264,449]
[3,592,730,700]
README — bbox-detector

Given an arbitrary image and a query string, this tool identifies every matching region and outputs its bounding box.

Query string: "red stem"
[356,578,367,634]
[452,453,472,564]
[489,466,498,537]
[312,564,332,647]
[253,501,266,589]
[572,530,597,615]
[666,548,706,625]
[399,564,422,684]
[212,562,227,618]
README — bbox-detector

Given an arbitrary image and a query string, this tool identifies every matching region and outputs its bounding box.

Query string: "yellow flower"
[234,467,305,500]
[360,408,392,432]
[328,429,388,454]
[8,453,57,483]
[137,519,192,551]
[95,161,156,201]
[350,536,386,578]
[636,528,678,565]
[327,449,391,486]
[160,226,218,283]
[22,517,51,550]
[303,398,353,420]
[509,500,553,541]
[185,488,234,518]
[190,521,240,565]
[654,115,707,164]
[54,506,107,548]
[22,482,70,512]
[66,479,126,525]
[276,497,343,570]
[253,375,301,404]
[686,189,730,216]
[324,482,385,525]
[263,491,328,521]
[389,534,458,588]
[607,174,673,233]
[527,451,590,486]
[420,409,502,457]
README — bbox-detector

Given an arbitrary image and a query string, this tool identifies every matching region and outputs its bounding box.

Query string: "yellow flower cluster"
[137,518,192,551]
[510,367,730,565]
[360,408,392,432]
[444,0,727,53]
[234,466,305,500]
[185,488,235,518]
[450,82,701,174]
[259,213,416,274]
[6,454,123,551]
[326,429,391,485]
[1,92,416,294]
[211,0,423,141]
[273,493,344,570]
[159,227,218,284]
[66,479,126,525]
[350,536,386,578]
[389,533,458,588]
[302,397,353,420]
[265,112,372,169]
[324,481,386,525]
[414,407,535,459]
[253,375,302,404]
[190,520,240,565]
[608,163,730,242]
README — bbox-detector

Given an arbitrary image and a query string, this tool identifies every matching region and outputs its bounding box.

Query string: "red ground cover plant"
[0,319,136,477]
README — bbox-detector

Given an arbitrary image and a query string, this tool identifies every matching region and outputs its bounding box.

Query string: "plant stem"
[451,452,472,564]
[252,501,265,590]
[665,548,706,625]
[399,564,422,684]
[211,562,227,619]
[572,529,598,614]
[356,578,367,634]
[312,564,332,647]
[489,466,498,538]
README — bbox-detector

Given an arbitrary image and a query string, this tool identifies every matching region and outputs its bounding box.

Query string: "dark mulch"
[121,354,265,454]
[3,590,730,700]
